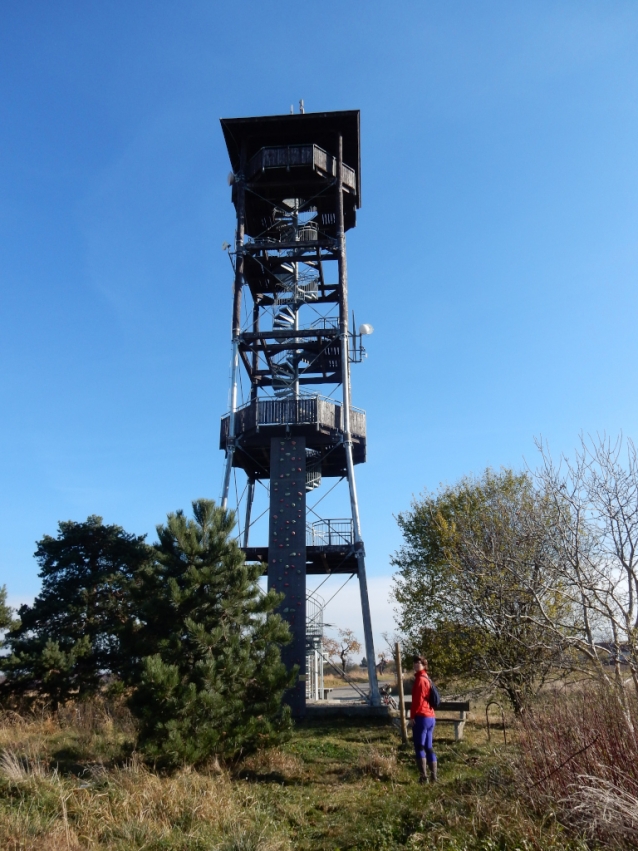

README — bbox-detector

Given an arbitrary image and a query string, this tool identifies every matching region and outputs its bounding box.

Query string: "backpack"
[427,676,441,710]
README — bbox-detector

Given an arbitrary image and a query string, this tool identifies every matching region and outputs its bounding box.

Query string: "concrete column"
[267,436,307,717]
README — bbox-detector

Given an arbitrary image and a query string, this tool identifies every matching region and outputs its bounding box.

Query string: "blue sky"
[2,1,638,648]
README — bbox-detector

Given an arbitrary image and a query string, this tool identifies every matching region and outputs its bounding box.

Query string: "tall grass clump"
[518,685,638,848]
[0,733,291,849]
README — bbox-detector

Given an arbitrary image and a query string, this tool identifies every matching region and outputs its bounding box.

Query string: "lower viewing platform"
[243,520,361,575]
[220,396,366,479]
[244,545,358,575]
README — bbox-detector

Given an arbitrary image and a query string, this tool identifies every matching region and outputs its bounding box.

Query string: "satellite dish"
[221,242,231,251]
[227,172,235,186]
[359,324,374,336]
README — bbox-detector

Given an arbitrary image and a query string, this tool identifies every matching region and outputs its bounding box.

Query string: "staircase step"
[306,463,322,492]
[273,305,296,328]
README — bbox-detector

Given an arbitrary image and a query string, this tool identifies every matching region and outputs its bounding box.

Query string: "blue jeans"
[413,715,436,764]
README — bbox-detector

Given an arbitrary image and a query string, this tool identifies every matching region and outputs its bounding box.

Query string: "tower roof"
[220,110,361,207]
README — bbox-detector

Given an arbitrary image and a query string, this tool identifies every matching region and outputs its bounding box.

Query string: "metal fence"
[221,395,366,438]
[307,519,354,548]
[306,591,325,701]
[257,397,318,426]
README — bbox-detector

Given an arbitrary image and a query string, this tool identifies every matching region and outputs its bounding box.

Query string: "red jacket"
[410,669,435,718]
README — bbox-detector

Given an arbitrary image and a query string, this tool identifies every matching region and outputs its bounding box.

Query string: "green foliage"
[128,499,294,768]
[0,516,150,708]
[0,585,12,635]
[392,469,571,712]
[0,585,15,665]
[410,621,486,688]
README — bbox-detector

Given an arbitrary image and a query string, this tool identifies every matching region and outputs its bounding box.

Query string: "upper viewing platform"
[246,143,357,194]
[220,111,361,237]
[220,110,360,200]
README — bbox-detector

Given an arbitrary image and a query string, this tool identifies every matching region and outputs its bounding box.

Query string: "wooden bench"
[403,698,470,741]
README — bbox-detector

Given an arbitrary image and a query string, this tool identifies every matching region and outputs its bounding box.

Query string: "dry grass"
[350,741,398,781]
[0,757,291,850]
[517,685,638,848]
[0,745,49,781]
[569,775,638,848]
[322,671,371,688]
[0,697,594,851]
[0,701,291,850]
[237,746,305,782]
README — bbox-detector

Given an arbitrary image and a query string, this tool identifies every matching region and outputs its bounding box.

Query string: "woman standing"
[410,655,437,783]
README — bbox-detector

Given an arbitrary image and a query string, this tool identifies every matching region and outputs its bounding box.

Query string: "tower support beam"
[221,146,246,509]
[243,478,255,548]
[336,134,380,707]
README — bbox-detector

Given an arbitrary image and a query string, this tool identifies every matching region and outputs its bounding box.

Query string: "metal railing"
[306,591,325,701]
[306,591,324,641]
[258,397,318,426]
[310,317,339,331]
[307,519,354,548]
[220,396,366,441]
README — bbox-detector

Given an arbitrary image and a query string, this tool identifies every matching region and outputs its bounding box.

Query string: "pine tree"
[128,499,294,768]
[0,585,12,635]
[0,517,150,708]
[0,586,14,672]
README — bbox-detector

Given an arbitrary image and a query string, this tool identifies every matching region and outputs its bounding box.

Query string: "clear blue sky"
[2,1,638,647]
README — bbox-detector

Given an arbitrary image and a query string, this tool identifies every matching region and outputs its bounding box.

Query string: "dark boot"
[415,755,428,784]
[428,761,438,783]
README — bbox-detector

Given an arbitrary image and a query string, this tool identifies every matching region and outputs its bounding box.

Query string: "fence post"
[395,642,408,745]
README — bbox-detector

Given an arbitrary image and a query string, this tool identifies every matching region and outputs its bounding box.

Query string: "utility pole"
[395,642,409,744]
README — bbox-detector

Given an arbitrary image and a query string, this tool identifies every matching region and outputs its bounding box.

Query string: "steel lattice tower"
[219,109,380,715]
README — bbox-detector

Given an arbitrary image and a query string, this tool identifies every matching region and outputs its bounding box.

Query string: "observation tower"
[219,108,380,715]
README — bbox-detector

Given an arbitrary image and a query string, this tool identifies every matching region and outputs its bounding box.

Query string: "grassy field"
[320,672,389,688]
[0,700,594,851]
